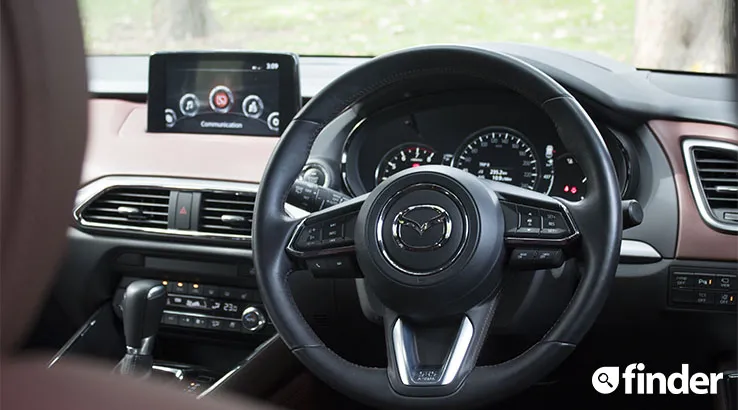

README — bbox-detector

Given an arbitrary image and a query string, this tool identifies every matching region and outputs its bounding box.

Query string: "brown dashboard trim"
[83,99,279,185]
[649,120,737,261]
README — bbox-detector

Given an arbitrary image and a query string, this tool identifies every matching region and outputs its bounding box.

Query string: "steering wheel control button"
[179,93,200,117]
[306,256,357,278]
[322,220,344,243]
[241,306,267,333]
[242,95,264,118]
[295,225,321,250]
[510,249,538,265]
[208,85,234,113]
[515,206,541,236]
[539,210,570,238]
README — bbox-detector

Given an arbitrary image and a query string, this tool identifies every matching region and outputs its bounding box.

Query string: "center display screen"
[147,52,300,137]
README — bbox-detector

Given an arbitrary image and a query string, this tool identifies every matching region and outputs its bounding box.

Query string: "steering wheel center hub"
[378,183,468,276]
[355,166,506,319]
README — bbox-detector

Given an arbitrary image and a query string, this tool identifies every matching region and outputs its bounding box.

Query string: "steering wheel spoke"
[286,193,368,278]
[383,296,501,396]
[480,180,581,270]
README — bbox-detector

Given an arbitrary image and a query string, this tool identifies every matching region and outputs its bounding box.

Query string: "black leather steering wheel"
[253,45,622,409]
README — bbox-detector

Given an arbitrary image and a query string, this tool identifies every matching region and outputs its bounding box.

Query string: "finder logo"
[592,364,723,395]
[592,366,619,394]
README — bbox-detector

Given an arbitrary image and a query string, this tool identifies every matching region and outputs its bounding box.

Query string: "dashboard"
[340,92,633,201]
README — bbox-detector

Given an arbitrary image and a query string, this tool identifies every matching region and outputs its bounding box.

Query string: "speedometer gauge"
[452,127,552,193]
[375,143,439,184]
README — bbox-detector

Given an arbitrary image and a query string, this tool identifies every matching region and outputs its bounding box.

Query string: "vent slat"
[81,187,171,229]
[693,147,738,224]
[199,191,255,237]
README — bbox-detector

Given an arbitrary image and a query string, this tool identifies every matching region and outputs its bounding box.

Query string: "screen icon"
[164,108,177,128]
[179,93,200,117]
[267,112,280,132]
[592,366,619,394]
[242,95,264,118]
[208,85,234,113]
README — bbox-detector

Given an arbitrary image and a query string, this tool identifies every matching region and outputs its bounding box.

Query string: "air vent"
[198,191,255,237]
[684,139,738,232]
[81,187,171,228]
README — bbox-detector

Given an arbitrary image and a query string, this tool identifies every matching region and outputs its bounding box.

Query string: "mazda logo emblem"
[391,204,452,251]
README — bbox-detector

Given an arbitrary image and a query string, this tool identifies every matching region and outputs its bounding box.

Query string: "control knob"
[241,306,266,333]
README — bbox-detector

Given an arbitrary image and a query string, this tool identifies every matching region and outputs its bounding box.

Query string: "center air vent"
[81,187,171,229]
[683,139,738,233]
[198,191,256,237]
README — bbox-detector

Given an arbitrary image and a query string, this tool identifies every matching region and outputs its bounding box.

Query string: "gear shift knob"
[121,280,167,355]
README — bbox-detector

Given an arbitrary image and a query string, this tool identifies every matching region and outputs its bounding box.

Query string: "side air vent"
[683,139,738,233]
[198,191,256,237]
[81,187,171,228]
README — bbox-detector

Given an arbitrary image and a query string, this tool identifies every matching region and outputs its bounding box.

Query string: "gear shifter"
[114,280,167,377]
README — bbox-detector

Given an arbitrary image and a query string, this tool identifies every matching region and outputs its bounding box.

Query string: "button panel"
[119,277,273,336]
[292,213,358,252]
[500,201,573,240]
[669,270,737,312]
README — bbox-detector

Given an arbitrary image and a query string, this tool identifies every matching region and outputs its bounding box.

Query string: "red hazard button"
[175,192,193,230]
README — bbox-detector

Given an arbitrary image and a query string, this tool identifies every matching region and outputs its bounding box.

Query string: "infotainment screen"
[147,52,300,136]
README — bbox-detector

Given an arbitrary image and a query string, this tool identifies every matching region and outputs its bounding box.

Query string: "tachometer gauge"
[375,143,439,184]
[452,127,550,193]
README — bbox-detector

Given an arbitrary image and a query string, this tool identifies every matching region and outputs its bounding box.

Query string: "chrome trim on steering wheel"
[392,316,474,386]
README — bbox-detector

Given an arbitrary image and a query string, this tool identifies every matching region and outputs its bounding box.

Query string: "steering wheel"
[253,46,622,409]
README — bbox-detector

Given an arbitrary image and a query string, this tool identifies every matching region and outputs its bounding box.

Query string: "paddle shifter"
[114,280,167,377]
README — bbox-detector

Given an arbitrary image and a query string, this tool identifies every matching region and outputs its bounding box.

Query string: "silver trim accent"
[682,139,738,233]
[152,365,185,381]
[147,285,166,299]
[392,316,474,386]
[716,186,738,193]
[47,307,104,368]
[241,306,267,333]
[620,239,661,262]
[378,183,469,276]
[126,335,155,355]
[74,176,306,240]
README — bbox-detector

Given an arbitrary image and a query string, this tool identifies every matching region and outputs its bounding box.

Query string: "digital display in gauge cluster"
[342,97,607,200]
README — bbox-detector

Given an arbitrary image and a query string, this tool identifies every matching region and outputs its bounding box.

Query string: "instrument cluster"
[341,92,631,200]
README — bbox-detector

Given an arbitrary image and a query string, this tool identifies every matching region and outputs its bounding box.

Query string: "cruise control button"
[509,249,538,266]
[541,210,568,230]
[515,227,540,236]
[540,228,569,238]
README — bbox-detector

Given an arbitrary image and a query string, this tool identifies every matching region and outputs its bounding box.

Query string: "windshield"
[79,0,734,74]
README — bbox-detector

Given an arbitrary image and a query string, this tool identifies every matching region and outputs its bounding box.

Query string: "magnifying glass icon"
[598,373,613,388]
